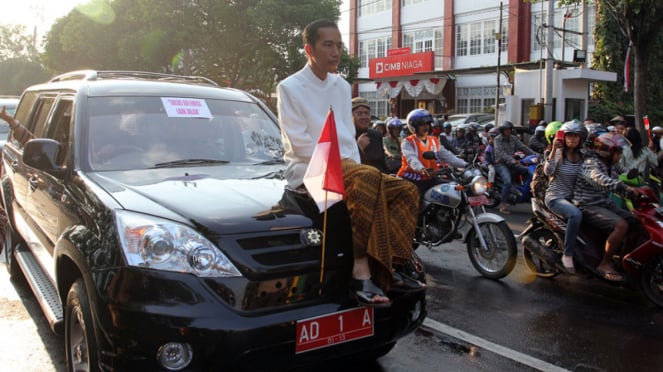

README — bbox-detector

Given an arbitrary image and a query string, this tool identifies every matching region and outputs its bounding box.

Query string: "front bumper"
[93,268,426,371]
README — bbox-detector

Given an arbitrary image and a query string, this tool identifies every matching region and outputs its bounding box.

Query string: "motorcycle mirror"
[422,151,437,160]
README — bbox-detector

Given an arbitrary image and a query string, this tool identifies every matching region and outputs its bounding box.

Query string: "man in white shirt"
[277,19,422,307]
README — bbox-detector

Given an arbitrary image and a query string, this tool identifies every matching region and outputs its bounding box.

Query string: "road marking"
[423,318,570,372]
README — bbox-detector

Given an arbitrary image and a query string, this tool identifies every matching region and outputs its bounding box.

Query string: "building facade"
[349,0,609,126]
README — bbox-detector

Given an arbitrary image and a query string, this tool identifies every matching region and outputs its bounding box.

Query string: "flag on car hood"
[303,108,345,212]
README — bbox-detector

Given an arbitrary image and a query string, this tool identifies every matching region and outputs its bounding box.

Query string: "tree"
[561,0,663,143]
[41,0,348,99]
[0,25,50,94]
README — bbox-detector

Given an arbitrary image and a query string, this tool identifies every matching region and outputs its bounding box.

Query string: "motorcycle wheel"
[522,229,559,278]
[466,221,517,279]
[641,260,663,308]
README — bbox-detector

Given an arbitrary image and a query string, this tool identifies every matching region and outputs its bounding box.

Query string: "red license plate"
[295,307,374,353]
[468,194,488,206]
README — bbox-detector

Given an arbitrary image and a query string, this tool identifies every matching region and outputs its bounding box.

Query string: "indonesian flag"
[303,108,345,213]
[624,41,632,92]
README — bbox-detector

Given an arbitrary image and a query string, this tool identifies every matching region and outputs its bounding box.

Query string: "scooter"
[485,152,539,208]
[519,187,663,307]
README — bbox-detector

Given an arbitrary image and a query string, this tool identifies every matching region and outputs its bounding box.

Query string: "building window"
[532,6,594,53]
[456,86,503,113]
[362,92,390,118]
[456,20,507,57]
[359,36,392,68]
[359,0,392,16]
[402,0,429,5]
[402,27,442,67]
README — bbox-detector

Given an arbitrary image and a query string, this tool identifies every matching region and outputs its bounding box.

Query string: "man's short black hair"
[302,19,338,47]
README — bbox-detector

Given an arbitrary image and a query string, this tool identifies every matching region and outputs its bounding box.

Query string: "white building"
[348,0,616,127]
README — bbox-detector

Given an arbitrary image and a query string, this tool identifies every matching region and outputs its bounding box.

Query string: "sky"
[6,0,87,32]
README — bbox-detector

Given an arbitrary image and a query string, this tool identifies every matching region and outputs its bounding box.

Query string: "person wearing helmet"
[462,122,483,162]
[573,132,642,282]
[529,125,548,154]
[543,119,588,273]
[544,121,563,145]
[585,122,608,148]
[397,109,467,195]
[494,120,538,214]
[384,118,404,173]
[452,123,468,149]
[431,118,462,156]
[277,20,422,306]
[372,120,387,137]
[440,121,452,140]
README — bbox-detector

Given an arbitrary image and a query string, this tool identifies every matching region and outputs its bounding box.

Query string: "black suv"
[1,71,425,371]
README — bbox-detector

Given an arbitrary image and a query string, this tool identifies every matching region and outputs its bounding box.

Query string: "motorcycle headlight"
[116,210,242,277]
[471,175,488,195]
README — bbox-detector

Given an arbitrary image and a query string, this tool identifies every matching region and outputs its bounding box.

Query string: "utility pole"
[545,0,554,122]
[495,2,503,125]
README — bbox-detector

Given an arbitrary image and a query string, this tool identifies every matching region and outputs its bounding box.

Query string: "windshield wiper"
[253,158,285,165]
[153,159,230,168]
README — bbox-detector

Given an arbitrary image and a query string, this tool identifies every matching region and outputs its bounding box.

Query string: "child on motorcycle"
[544,120,587,273]
[397,109,467,196]
[573,132,642,282]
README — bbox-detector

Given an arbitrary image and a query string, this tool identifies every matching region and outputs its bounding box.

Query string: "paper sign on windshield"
[161,97,212,119]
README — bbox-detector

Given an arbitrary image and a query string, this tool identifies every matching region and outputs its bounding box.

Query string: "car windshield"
[85,96,283,171]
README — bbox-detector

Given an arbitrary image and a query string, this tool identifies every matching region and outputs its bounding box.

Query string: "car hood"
[86,166,312,234]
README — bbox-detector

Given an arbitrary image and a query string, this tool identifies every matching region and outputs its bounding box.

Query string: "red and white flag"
[624,41,632,92]
[303,108,345,213]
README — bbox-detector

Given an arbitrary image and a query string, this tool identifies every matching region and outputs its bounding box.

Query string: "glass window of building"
[359,37,392,68]
[456,20,507,57]
[402,0,429,5]
[359,0,392,16]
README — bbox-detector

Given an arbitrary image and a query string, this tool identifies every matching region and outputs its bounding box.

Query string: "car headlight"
[471,175,488,195]
[115,210,242,277]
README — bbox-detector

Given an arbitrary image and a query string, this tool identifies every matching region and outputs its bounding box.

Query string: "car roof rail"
[49,70,219,87]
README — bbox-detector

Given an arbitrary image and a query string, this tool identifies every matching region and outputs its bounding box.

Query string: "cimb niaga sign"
[369,51,434,79]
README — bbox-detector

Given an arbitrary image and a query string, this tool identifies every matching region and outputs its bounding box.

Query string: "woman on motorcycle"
[397,109,467,195]
[544,120,587,273]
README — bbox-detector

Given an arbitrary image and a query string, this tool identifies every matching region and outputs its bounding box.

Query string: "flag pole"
[319,191,329,295]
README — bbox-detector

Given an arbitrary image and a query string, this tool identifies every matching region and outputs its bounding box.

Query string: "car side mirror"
[23,138,66,177]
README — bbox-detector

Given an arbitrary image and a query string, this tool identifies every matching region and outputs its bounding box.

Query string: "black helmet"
[499,120,514,133]
[484,123,495,132]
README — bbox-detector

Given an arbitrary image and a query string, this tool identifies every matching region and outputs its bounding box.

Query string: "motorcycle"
[485,152,539,208]
[414,152,518,279]
[519,187,663,307]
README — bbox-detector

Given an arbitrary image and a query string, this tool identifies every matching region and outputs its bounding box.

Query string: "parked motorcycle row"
[413,141,663,308]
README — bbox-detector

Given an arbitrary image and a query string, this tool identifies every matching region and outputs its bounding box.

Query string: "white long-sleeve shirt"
[277,64,360,189]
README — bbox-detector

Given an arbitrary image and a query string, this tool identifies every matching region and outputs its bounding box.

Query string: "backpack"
[530,163,547,201]
[530,159,558,201]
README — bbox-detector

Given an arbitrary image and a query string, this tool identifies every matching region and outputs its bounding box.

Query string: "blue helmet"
[406,109,433,134]
[387,118,404,130]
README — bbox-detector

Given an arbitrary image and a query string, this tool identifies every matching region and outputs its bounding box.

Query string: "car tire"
[65,278,99,372]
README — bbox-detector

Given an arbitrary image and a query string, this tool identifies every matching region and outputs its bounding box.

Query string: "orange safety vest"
[397,135,440,180]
